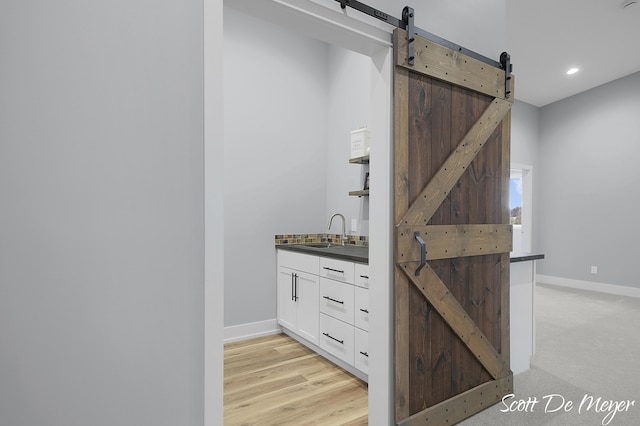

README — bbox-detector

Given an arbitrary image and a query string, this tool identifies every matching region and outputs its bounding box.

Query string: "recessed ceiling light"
[566,67,580,75]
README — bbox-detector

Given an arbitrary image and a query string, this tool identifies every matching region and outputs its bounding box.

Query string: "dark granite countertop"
[510,252,545,263]
[276,244,368,264]
[277,244,543,265]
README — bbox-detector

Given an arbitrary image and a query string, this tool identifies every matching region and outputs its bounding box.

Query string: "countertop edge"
[276,244,369,264]
[277,244,543,265]
[510,253,545,263]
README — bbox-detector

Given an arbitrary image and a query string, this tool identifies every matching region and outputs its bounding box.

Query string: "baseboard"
[537,275,640,299]
[224,319,281,343]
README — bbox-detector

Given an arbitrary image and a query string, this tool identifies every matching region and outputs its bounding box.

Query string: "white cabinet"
[320,278,354,325]
[319,257,355,284]
[354,286,369,332]
[295,271,320,344]
[320,313,354,365]
[353,263,370,375]
[277,266,297,331]
[354,327,369,374]
[318,260,369,376]
[353,263,370,374]
[355,263,370,289]
[277,251,320,345]
[277,249,369,378]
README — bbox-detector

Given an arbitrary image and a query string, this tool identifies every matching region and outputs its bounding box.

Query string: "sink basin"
[299,243,332,248]
[282,243,368,263]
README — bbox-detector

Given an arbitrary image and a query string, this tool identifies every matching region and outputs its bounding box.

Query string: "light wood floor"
[224,333,368,425]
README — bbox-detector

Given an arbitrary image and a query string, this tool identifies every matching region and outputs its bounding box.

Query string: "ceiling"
[506,0,640,107]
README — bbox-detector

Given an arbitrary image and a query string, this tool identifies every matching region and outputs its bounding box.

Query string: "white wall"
[511,100,541,251]
[537,71,640,288]
[223,5,329,327]
[204,0,225,424]
[511,101,540,172]
[0,1,205,425]
[325,45,371,236]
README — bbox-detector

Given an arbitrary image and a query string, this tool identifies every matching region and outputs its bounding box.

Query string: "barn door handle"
[414,231,426,276]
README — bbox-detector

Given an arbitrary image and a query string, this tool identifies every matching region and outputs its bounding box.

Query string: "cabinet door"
[320,313,354,366]
[278,249,319,275]
[320,277,355,325]
[295,271,319,345]
[319,257,355,284]
[277,266,297,331]
[355,263,370,288]
[355,327,369,374]
[354,286,369,331]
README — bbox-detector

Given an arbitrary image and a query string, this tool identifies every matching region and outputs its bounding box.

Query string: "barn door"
[393,28,514,425]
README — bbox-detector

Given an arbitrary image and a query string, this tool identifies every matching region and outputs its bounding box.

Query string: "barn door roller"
[500,52,512,98]
[403,6,415,65]
[336,0,513,97]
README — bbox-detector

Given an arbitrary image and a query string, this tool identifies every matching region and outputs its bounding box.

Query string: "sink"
[282,243,368,263]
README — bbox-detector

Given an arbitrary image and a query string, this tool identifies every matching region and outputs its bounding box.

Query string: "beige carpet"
[461,283,640,425]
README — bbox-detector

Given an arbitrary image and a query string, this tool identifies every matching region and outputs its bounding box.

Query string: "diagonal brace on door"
[396,98,512,227]
[398,261,511,380]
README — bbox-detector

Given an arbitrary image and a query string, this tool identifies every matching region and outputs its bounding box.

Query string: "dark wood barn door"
[393,29,514,425]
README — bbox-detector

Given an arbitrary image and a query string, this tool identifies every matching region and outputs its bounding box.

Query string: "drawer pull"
[359,308,369,314]
[323,296,344,305]
[323,266,344,274]
[323,332,344,345]
[359,351,369,357]
[360,275,369,279]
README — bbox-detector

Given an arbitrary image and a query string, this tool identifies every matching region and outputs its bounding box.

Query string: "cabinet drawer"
[354,327,369,374]
[320,314,354,366]
[354,263,370,288]
[320,278,354,325]
[319,257,354,284]
[277,250,319,275]
[354,286,369,331]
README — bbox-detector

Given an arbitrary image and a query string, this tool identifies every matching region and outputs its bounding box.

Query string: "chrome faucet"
[328,213,348,246]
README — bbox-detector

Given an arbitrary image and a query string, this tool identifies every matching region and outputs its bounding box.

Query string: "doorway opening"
[511,164,533,253]
[221,1,393,423]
